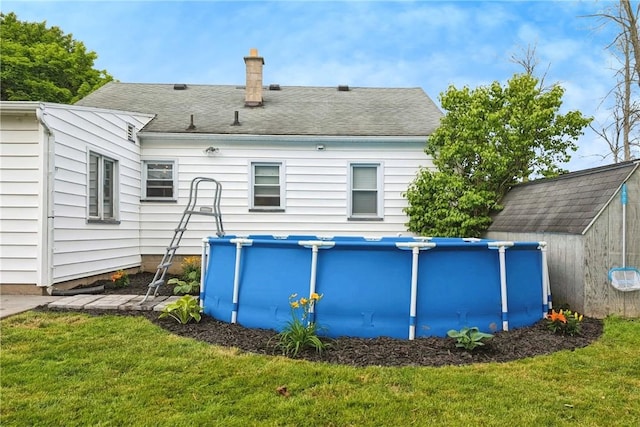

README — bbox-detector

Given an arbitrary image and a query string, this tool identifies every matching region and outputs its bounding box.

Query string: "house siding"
[41,105,153,283]
[139,138,432,255]
[0,111,47,285]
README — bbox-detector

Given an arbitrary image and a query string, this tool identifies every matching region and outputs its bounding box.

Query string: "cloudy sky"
[3,0,627,171]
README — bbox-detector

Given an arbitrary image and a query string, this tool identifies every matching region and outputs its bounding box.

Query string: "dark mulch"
[50,272,604,368]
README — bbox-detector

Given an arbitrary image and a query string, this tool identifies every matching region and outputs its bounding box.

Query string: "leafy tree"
[0,12,113,103]
[404,73,592,237]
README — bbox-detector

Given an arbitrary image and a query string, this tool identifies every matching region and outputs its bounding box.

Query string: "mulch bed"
[47,272,604,368]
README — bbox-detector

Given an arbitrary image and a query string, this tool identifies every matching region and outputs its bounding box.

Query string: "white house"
[1,49,441,294]
[0,102,154,293]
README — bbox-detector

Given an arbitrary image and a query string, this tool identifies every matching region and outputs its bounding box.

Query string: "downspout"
[35,105,55,290]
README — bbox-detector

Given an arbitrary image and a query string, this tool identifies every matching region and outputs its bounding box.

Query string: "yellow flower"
[311,292,320,301]
[300,297,308,306]
[290,301,299,309]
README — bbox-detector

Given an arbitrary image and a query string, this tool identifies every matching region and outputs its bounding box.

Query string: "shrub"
[181,256,201,282]
[276,293,328,357]
[546,309,583,336]
[170,256,202,295]
[447,327,493,351]
[110,270,130,288]
[168,272,199,296]
[159,295,202,325]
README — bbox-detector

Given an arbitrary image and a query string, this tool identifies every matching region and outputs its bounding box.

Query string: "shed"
[487,160,640,318]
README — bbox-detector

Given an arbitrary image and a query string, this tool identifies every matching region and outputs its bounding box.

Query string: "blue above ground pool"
[200,235,551,339]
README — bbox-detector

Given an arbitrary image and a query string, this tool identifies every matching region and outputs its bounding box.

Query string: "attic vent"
[126,123,135,142]
[174,84,188,90]
[338,85,350,92]
[269,84,281,91]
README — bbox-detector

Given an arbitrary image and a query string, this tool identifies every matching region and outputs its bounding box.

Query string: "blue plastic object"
[202,235,546,339]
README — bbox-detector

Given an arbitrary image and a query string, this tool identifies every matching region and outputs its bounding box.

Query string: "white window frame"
[348,162,384,220]
[87,151,119,222]
[142,159,178,201]
[249,161,285,211]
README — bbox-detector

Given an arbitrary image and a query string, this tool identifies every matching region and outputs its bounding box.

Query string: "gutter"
[35,104,55,289]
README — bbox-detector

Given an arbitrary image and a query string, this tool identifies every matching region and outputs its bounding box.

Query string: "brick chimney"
[244,48,264,107]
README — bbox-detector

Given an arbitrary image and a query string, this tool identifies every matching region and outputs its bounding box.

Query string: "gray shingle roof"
[75,83,442,137]
[489,160,639,234]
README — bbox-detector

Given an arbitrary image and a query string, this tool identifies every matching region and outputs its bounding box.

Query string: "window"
[250,162,284,210]
[349,163,383,219]
[142,160,177,200]
[88,152,118,221]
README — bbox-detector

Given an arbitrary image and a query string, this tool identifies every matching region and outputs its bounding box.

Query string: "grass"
[1,312,639,426]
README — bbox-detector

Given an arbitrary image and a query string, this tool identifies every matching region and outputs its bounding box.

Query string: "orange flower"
[548,310,567,323]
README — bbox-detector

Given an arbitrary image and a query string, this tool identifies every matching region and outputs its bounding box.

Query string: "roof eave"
[581,161,640,235]
[137,132,428,144]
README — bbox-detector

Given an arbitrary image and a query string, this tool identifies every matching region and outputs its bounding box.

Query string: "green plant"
[159,295,202,324]
[168,271,199,296]
[276,293,328,357]
[2,313,639,426]
[447,327,493,351]
[546,309,583,336]
[110,270,130,288]
[181,256,201,282]
[403,73,591,237]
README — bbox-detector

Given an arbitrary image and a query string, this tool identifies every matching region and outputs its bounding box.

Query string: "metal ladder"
[141,177,224,303]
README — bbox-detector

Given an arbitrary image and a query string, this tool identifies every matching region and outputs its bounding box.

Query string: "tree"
[404,73,592,237]
[589,1,640,161]
[0,12,113,103]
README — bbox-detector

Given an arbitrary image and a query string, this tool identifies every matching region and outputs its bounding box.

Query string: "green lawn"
[1,312,638,426]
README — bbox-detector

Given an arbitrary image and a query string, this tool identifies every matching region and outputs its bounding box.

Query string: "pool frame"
[200,235,551,339]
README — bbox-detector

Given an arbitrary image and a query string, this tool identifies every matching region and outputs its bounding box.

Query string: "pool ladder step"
[141,177,225,304]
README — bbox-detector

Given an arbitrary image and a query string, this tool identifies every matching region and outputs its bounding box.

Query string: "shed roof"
[488,160,639,235]
[75,83,442,137]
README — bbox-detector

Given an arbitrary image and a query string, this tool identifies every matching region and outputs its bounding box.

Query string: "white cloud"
[4,0,631,170]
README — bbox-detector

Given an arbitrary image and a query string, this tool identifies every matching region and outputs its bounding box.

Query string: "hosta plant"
[447,327,494,351]
[168,271,199,296]
[159,295,202,325]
